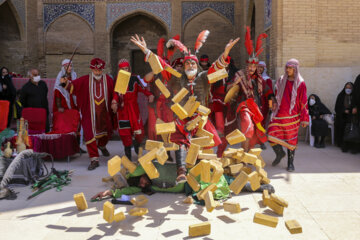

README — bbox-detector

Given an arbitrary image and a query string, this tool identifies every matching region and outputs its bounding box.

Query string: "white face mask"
[33,76,41,82]
[309,99,316,106]
[345,88,352,95]
[94,74,102,80]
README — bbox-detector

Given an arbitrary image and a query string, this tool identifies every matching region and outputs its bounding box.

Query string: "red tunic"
[113,75,152,136]
[68,74,114,144]
[53,89,77,112]
[268,80,309,149]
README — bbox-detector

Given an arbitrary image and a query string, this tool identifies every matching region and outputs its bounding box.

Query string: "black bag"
[343,120,360,143]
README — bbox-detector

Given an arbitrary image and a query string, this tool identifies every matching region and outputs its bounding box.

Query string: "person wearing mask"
[0,67,16,127]
[20,69,50,132]
[308,94,331,148]
[335,82,358,153]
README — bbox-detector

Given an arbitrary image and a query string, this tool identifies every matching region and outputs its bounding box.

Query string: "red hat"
[171,57,184,68]
[118,58,130,69]
[90,58,105,70]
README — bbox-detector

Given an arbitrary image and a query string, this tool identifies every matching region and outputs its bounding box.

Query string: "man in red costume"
[61,58,114,170]
[131,33,239,183]
[226,27,275,152]
[268,58,309,172]
[112,59,154,161]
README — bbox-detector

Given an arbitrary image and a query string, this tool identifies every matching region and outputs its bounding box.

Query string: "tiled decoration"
[182,1,234,26]
[43,3,95,30]
[264,0,272,29]
[107,2,171,30]
[8,0,26,27]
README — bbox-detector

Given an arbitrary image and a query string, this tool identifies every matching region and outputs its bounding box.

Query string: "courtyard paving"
[1,140,359,240]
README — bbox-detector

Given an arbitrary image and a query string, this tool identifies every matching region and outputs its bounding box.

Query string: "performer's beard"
[185,69,197,79]
[93,74,102,80]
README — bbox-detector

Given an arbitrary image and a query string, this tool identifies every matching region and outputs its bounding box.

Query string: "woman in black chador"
[335,82,358,153]
[308,94,331,148]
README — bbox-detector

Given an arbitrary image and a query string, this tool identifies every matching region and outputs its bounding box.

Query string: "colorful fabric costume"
[267,59,309,150]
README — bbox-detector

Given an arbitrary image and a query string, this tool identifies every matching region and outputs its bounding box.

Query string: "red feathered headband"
[244,26,268,64]
[90,58,105,70]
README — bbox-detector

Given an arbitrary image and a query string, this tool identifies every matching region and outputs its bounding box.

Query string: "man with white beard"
[131,33,239,183]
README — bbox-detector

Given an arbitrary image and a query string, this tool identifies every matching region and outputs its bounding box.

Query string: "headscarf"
[54,59,77,109]
[308,94,331,117]
[274,58,304,116]
[118,58,131,71]
[258,61,270,80]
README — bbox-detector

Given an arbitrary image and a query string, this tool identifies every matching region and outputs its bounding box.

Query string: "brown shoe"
[176,166,187,184]
[88,160,99,170]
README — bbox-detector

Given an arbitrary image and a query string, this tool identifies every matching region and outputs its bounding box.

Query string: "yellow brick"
[138,148,159,179]
[262,189,271,205]
[188,101,200,117]
[285,220,302,234]
[233,151,244,163]
[223,148,238,157]
[121,155,137,174]
[270,194,289,208]
[198,153,217,160]
[229,171,248,194]
[189,222,211,237]
[161,133,169,143]
[229,163,244,175]
[183,196,194,204]
[186,173,200,192]
[202,148,214,154]
[185,143,201,166]
[224,84,240,103]
[261,176,271,184]
[171,103,188,120]
[200,160,211,183]
[145,140,164,151]
[114,212,126,222]
[207,68,228,83]
[223,202,241,213]
[138,147,143,158]
[114,70,131,94]
[156,121,176,135]
[73,192,88,211]
[148,53,163,74]
[253,213,278,228]
[198,116,208,129]
[155,79,170,98]
[183,96,197,115]
[156,147,168,165]
[241,153,258,165]
[164,64,182,78]
[197,105,211,116]
[258,155,266,168]
[264,199,284,216]
[129,207,148,216]
[221,157,232,167]
[130,195,148,207]
[249,148,262,156]
[226,129,246,145]
[186,115,201,131]
[190,137,212,147]
[248,172,261,191]
[242,166,253,175]
[209,160,224,183]
[204,191,216,212]
[257,167,268,179]
[195,128,214,140]
[103,201,115,223]
[172,88,189,103]
[107,155,121,177]
[197,184,218,200]
[255,159,262,171]
[164,142,179,151]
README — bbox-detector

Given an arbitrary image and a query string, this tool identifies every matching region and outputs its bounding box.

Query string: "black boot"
[134,141,140,155]
[125,146,132,161]
[271,144,286,166]
[175,148,187,183]
[287,149,295,172]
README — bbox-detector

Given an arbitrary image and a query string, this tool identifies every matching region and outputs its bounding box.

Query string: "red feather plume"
[166,35,180,59]
[244,26,253,56]
[255,33,268,57]
[194,30,210,53]
[157,38,166,58]
[166,38,188,59]
[172,34,180,41]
